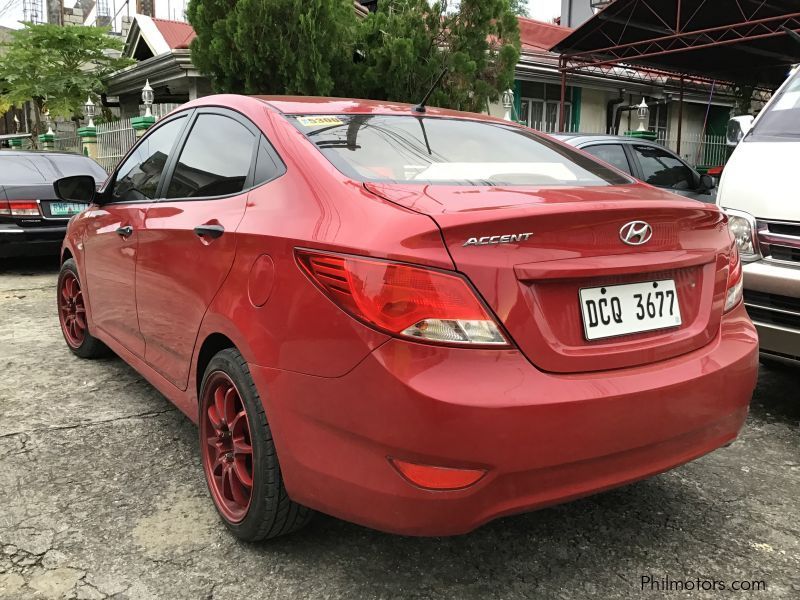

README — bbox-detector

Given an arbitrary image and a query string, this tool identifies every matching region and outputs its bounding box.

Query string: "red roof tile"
[151,18,197,50]
[518,17,573,53]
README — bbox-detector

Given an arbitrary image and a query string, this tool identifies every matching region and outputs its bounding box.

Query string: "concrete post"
[38,133,55,151]
[77,126,98,158]
[131,115,156,138]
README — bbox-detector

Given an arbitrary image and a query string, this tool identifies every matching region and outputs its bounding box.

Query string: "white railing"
[524,120,727,168]
[96,117,137,172]
[93,104,183,171]
[657,132,727,168]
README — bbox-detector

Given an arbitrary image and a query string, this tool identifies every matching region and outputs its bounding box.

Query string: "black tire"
[57,258,110,359]
[199,348,313,541]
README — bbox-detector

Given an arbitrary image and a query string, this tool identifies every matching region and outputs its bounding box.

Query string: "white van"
[718,67,800,364]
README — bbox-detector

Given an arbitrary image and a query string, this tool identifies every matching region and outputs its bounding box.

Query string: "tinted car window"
[166,114,255,198]
[581,144,632,174]
[0,156,47,183]
[632,145,694,190]
[111,116,186,202]
[253,137,284,185]
[290,115,631,187]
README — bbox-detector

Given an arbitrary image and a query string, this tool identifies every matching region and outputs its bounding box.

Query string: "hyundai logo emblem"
[619,221,653,246]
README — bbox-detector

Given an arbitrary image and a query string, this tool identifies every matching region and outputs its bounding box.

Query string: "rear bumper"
[250,304,758,536]
[0,224,66,258]
[743,260,800,360]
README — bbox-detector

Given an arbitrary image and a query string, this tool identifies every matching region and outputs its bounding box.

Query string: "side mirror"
[54,175,96,203]
[726,115,754,147]
[699,173,716,192]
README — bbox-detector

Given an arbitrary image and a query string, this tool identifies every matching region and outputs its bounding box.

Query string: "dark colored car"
[53,95,757,541]
[553,134,717,202]
[0,151,107,258]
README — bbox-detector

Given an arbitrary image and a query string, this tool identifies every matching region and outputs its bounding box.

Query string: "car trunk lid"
[365,182,732,373]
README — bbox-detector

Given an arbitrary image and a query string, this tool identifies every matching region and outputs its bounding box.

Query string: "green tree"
[187,0,356,95]
[0,23,131,140]
[345,1,520,113]
[509,0,529,17]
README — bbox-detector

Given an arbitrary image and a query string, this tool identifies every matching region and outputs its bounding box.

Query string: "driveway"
[1,258,798,599]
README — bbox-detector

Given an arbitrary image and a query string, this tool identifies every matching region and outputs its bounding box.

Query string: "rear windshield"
[0,156,47,184]
[750,68,800,140]
[289,115,631,187]
[51,154,108,181]
[0,154,107,184]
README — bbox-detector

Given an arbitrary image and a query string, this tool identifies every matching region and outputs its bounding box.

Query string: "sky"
[528,0,561,23]
[1,0,563,30]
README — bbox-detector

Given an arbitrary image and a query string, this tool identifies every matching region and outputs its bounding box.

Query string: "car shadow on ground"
[0,255,60,275]
[751,362,800,425]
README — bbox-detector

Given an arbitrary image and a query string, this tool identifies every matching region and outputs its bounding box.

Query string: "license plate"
[49,202,86,216]
[579,279,682,341]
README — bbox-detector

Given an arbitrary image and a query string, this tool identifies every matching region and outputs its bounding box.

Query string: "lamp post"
[132,80,157,139]
[39,108,55,151]
[84,96,96,128]
[142,79,154,118]
[502,89,514,122]
[636,98,649,132]
[9,114,23,148]
[43,108,54,136]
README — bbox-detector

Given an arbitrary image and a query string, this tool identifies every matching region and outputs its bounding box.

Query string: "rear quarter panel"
[191,108,454,400]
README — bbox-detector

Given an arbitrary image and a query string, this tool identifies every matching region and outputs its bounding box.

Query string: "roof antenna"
[413,67,448,114]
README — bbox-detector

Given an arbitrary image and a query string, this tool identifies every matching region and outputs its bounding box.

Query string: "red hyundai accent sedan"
[54,95,758,541]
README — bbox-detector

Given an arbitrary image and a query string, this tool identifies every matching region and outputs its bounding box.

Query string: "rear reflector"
[0,200,40,216]
[296,249,508,346]
[389,458,486,491]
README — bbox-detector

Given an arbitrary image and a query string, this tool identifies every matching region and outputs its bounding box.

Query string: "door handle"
[115,225,133,237]
[193,224,225,239]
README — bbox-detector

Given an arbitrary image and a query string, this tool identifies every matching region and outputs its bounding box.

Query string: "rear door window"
[631,145,694,190]
[165,114,256,199]
[111,116,187,202]
[581,144,633,174]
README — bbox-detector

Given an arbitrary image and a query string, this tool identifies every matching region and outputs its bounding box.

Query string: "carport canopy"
[552,0,800,129]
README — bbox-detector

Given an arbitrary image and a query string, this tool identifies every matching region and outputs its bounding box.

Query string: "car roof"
[551,133,661,146]
[179,94,513,125]
[0,150,96,158]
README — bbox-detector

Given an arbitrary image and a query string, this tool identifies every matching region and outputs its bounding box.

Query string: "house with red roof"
[486,16,734,151]
[104,7,733,164]
[104,14,209,118]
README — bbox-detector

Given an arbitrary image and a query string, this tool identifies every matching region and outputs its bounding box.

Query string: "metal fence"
[96,117,138,172]
[658,132,727,168]
[94,104,181,171]
[53,132,82,154]
[526,120,727,168]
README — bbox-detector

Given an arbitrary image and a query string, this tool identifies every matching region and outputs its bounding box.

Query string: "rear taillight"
[0,200,40,216]
[724,241,743,313]
[296,249,509,347]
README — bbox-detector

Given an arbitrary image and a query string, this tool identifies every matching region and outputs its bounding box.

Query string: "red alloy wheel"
[201,372,254,523]
[58,271,87,348]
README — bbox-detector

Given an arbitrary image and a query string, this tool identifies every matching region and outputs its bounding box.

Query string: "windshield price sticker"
[297,116,345,127]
